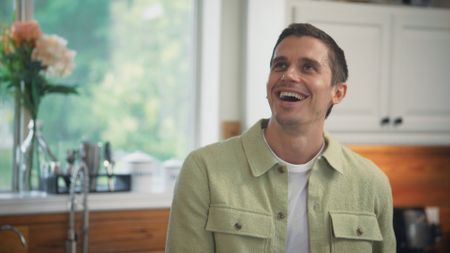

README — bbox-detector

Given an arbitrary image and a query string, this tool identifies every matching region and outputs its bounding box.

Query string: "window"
[0,0,14,191]
[1,0,199,190]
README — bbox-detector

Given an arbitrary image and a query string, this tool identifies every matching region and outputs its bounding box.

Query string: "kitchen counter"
[0,190,173,215]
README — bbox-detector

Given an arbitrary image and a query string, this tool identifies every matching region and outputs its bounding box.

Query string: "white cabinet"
[288,1,450,144]
[390,10,450,132]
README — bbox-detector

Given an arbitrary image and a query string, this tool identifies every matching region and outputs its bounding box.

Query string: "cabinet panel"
[391,11,450,132]
[0,209,169,253]
[89,209,169,253]
[292,2,391,131]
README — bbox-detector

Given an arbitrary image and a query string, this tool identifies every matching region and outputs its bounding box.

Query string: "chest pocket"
[330,211,383,253]
[206,205,272,253]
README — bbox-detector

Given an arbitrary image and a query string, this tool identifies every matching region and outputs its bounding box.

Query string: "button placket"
[277,212,285,220]
[277,166,286,174]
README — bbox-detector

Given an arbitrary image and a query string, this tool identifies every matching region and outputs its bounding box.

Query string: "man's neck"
[264,119,324,164]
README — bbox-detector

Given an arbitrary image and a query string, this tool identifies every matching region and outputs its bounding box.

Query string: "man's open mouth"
[279,91,307,102]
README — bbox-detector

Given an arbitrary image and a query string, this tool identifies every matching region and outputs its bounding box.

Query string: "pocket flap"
[330,211,383,241]
[206,206,272,239]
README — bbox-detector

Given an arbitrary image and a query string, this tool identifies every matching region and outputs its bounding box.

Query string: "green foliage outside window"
[0,0,14,190]
[36,0,196,162]
[0,0,195,190]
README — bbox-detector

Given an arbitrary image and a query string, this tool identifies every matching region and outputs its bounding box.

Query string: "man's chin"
[273,115,303,129]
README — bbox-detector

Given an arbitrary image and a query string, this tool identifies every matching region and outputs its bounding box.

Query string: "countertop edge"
[0,191,173,216]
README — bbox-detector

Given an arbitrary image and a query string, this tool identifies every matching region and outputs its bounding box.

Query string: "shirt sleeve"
[165,152,214,253]
[373,174,397,253]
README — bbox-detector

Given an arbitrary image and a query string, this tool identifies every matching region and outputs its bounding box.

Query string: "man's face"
[266,35,346,128]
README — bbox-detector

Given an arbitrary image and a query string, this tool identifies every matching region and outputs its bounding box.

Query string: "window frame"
[8,0,221,192]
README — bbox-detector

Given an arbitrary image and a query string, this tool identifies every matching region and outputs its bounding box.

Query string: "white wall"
[219,0,286,132]
[244,0,287,129]
[219,0,245,122]
[197,0,221,146]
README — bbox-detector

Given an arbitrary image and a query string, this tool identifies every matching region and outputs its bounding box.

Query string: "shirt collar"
[242,119,279,177]
[321,131,345,174]
[241,119,345,176]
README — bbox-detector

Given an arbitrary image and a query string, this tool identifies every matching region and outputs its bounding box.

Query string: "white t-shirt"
[263,134,324,253]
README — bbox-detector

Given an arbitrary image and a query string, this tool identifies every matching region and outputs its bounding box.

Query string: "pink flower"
[32,34,76,77]
[12,20,42,46]
[1,20,77,121]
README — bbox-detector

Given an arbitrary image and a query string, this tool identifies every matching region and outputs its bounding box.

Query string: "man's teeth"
[279,91,305,101]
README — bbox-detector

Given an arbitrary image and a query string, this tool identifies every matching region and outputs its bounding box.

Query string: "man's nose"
[284,66,300,81]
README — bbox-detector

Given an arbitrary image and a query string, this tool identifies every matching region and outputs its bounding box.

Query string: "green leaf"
[44,84,79,95]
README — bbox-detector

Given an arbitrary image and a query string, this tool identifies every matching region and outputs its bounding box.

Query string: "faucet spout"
[66,148,90,253]
[0,224,27,248]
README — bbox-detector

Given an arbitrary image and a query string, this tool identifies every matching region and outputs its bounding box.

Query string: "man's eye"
[272,62,288,71]
[302,63,315,73]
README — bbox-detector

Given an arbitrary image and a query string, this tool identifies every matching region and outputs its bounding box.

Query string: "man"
[166,23,396,253]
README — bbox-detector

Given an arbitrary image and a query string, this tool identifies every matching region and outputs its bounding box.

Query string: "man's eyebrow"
[271,56,287,65]
[301,57,322,69]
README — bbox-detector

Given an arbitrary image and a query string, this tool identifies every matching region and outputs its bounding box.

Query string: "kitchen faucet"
[0,224,27,248]
[66,147,90,253]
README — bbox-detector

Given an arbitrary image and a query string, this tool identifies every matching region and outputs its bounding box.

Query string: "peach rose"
[12,20,42,46]
[32,34,76,77]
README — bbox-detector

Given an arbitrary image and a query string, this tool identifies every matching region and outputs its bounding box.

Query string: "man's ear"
[332,82,347,105]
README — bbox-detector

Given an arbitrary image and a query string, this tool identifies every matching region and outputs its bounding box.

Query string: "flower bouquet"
[0,20,77,119]
[0,20,78,190]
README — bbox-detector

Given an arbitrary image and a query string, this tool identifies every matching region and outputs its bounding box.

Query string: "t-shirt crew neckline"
[262,131,324,173]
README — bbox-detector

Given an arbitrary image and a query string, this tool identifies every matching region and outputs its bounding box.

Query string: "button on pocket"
[329,211,383,253]
[356,226,364,236]
[206,206,272,253]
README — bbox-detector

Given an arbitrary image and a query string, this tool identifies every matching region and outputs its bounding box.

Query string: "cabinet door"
[291,1,391,132]
[391,9,450,132]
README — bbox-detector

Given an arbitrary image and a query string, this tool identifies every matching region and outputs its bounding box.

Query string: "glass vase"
[18,120,58,192]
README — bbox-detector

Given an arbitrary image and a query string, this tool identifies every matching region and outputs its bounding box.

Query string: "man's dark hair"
[270,23,348,117]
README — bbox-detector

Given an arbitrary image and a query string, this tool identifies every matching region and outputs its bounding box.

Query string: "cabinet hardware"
[0,224,27,247]
[380,117,390,125]
[393,117,403,126]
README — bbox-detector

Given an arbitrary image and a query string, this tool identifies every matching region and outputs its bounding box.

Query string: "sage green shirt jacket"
[166,119,396,253]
